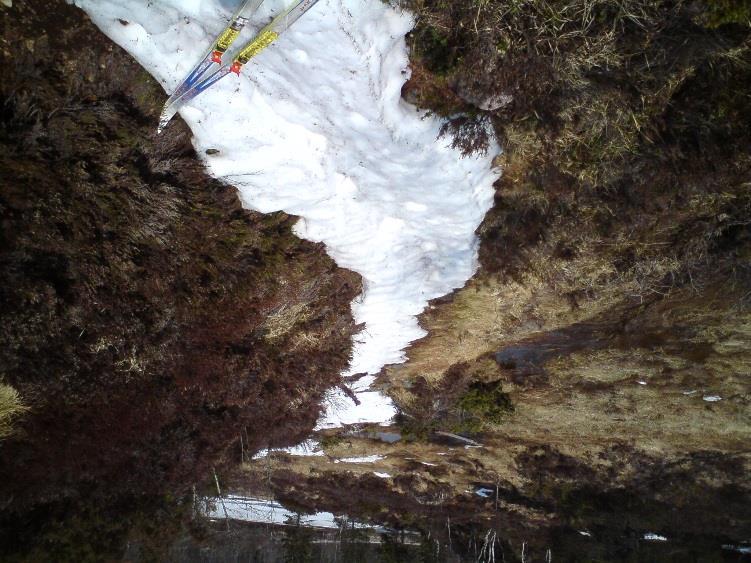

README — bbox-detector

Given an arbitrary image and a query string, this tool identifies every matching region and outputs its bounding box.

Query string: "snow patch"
[334,454,384,464]
[643,533,668,542]
[252,439,325,459]
[703,395,722,402]
[75,0,498,427]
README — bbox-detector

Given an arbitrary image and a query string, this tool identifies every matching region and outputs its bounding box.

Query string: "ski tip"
[230,62,242,75]
[211,51,223,64]
[157,107,176,134]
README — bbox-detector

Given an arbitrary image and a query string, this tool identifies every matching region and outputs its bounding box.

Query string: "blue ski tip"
[157,105,177,134]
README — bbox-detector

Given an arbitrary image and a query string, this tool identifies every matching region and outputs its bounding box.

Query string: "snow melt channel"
[75,0,499,427]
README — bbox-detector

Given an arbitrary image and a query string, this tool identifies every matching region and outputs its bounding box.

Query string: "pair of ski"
[158,0,320,132]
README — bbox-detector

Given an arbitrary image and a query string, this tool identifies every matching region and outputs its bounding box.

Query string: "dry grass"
[0,383,27,439]
[226,0,751,544]
[383,230,672,394]
[507,337,751,454]
[262,302,311,341]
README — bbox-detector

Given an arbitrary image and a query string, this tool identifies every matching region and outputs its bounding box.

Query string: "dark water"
[139,506,751,563]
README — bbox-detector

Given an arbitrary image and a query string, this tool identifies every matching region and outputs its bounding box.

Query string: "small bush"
[456,381,514,431]
[319,433,343,450]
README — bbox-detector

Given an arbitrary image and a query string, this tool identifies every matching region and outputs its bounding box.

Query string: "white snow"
[703,395,722,402]
[74,0,499,427]
[373,471,391,478]
[334,454,384,464]
[252,439,325,458]
[643,532,668,542]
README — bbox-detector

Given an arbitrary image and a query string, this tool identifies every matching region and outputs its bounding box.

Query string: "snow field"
[75,0,499,427]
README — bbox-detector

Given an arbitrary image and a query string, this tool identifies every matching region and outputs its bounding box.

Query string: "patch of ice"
[703,395,722,402]
[643,533,668,542]
[373,471,391,478]
[334,454,384,464]
[75,0,499,428]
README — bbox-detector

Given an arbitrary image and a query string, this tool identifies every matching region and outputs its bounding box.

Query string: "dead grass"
[0,383,27,439]
[262,302,311,341]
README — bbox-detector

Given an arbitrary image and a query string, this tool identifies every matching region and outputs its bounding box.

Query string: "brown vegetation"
[0,0,360,557]
[240,0,751,557]
[1,0,749,558]
[369,0,751,552]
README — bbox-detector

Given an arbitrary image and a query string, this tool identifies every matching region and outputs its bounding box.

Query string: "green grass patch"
[455,381,514,432]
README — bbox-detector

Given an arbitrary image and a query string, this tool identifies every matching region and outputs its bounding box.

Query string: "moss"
[411,25,456,75]
[319,434,343,450]
[701,0,751,27]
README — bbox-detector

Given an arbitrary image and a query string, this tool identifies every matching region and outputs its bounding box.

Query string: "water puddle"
[348,430,402,444]
[203,494,397,532]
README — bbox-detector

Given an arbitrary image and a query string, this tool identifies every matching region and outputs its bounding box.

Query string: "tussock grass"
[404,0,750,195]
[0,384,27,439]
